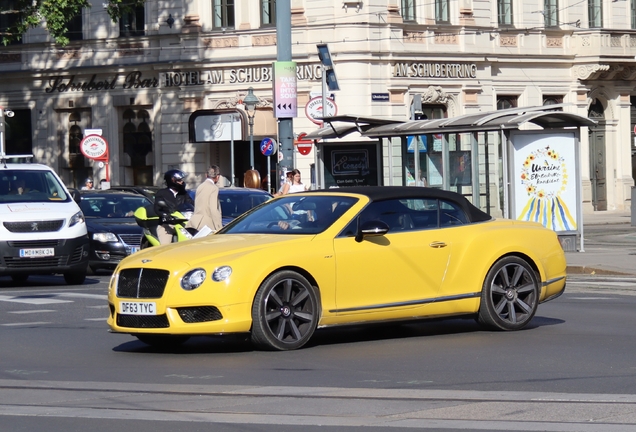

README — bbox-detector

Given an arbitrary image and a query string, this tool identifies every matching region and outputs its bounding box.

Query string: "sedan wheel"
[251,271,319,351]
[478,256,539,331]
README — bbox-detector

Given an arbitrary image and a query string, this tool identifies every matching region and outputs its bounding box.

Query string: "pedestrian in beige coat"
[187,165,223,233]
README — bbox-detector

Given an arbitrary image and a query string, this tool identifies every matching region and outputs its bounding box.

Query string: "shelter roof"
[304,105,597,140]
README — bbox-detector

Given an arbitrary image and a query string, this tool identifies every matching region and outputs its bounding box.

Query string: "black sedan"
[79,190,153,273]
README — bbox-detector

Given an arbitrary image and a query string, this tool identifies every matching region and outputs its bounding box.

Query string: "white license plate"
[19,248,54,258]
[119,301,157,315]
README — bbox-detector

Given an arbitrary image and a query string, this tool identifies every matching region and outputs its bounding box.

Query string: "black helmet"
[164,169,186,192]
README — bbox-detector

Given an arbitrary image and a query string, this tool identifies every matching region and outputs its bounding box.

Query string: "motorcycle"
[134,201,197,249]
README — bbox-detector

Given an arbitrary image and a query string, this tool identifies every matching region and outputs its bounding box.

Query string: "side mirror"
[69,188,81,204]
[355,220,389,243]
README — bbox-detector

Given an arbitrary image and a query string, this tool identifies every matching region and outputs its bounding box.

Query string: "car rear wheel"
[478,256,539,331]
[135,334,190,348]
[251,271,319,351]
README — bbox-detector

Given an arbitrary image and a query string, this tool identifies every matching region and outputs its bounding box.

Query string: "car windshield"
[220,191,272,219]
[80,195,152,218]
[219,195,358,235]
[0,169,71,203]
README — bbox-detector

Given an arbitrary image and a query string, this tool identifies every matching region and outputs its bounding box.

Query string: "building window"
[4,109,32,155]
[261,0,276,26]
[498,0,513,26]
[66,12,83,41]
[543,96,563,106]
[544,0,558,27]
[436,0,449,23]
[213,0,235,29]
[588,0,602,28]
[120,4,145,37]
[401,0,416,22]
[122,109,154,185]
[0,0,22,44]
[497,96,518,110]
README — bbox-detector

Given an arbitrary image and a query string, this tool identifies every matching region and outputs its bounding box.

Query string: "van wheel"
[64,272,86,285]
[11,274,29,284]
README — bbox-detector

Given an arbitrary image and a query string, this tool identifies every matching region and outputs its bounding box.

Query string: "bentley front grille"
[117,314,169,328]
[117,268,170,299]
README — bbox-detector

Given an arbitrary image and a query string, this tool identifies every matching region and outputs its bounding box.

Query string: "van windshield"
[0,169,71,203]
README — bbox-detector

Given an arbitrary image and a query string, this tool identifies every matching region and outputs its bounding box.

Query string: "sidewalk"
[565,210,636,276]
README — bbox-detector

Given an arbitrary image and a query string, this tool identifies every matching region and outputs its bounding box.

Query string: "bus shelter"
[305,105,596,252]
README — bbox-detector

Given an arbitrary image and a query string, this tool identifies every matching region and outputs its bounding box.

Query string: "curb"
[566,265,636,276]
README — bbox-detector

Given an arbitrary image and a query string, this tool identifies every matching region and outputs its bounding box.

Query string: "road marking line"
[0,295,72,305]
[1,322,52,326]
[8,310,56,314]
[55,293,107,300]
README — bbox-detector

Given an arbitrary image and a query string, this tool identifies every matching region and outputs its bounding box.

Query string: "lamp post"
[243,87,258,169]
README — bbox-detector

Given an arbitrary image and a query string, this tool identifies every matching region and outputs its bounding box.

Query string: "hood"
[86,218,143,234]
[121,233,312,268]
[0,202,78,220]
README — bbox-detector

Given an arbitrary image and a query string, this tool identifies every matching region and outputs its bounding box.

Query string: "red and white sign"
[305,96,337,125]
[295,132,313,155]
[80,135,108,160]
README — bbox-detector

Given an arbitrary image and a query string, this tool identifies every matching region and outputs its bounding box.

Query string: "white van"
[0,163,89,284]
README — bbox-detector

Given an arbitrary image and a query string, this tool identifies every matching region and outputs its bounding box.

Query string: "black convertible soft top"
[306,186,492,223]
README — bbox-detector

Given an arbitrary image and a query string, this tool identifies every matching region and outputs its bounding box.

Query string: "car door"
[332,198,453,314]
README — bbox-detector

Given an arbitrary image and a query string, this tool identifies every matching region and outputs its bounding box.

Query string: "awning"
[304,105,597,140]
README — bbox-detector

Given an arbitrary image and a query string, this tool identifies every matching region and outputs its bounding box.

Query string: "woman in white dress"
[277,169,307,195]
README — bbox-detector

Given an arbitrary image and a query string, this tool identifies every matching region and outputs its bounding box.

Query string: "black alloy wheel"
[251,270,319,351]
[478,256,539,331]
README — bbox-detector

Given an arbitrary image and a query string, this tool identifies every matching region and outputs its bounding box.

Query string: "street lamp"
[243,87,259,169]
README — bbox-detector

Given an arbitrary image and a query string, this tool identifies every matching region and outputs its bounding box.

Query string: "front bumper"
[0,235,89,276]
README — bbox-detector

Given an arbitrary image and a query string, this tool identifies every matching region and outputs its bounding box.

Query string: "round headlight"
[212,266,232,282]
[180,268,207,291]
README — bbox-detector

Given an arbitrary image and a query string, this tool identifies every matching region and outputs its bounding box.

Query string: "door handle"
[429,241,447,249]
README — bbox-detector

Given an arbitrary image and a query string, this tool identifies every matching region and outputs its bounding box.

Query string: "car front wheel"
[478,256,539,331]
[251,271,319,351]
[64,271,86,285]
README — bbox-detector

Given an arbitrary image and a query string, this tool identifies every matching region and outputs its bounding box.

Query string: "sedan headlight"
[69,211,85,227]
[212,266,232,282]
[181,268,207,291]
[93,232,118,243]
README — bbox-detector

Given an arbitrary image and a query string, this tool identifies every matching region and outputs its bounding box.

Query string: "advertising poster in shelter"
[322,143,380,188]
[511,132,578,231]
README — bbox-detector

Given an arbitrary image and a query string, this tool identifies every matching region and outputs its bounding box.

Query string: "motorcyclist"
[154,169,194,245]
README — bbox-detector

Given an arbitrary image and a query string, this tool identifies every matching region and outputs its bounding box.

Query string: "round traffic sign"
[304,96,337,125]
[260,137,277,156]
[80,135,108,160]
[296,143,312,156]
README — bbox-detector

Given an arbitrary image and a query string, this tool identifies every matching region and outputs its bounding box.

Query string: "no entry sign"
[295,132,312,156]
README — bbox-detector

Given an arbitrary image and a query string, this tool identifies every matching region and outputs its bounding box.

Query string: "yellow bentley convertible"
[107,186,566,350]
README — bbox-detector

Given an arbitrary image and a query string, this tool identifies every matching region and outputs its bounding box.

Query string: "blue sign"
[371,93,390,102]
[260,137,277,156]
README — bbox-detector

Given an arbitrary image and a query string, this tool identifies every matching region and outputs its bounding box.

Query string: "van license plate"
[119,301,157,315]
[19,248,54,258]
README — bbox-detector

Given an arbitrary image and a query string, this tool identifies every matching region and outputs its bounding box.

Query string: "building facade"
[1,0,634,213]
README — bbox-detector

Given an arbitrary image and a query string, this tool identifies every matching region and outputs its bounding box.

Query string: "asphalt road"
[1,274,636,431]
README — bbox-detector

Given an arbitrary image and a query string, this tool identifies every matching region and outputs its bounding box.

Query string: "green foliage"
[1,0,146,47]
